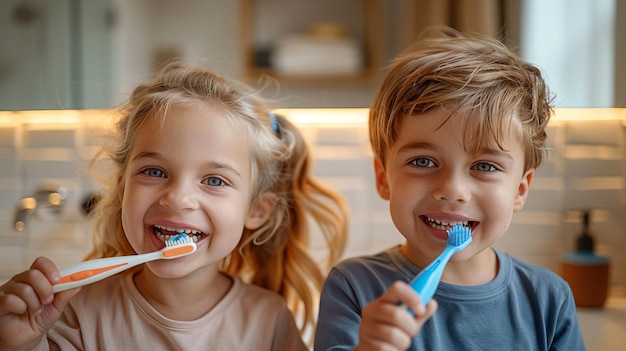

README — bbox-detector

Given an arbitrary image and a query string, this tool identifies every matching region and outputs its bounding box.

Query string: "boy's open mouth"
[153,224,205,243]
[421,215,476,231]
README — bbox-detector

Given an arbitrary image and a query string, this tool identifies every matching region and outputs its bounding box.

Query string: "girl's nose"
[158,180,199,211]
[432,169,471,203]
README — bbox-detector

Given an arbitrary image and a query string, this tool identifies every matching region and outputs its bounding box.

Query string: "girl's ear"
[513,169,534,212]
[374,158,390,200]
[245,192,277,229]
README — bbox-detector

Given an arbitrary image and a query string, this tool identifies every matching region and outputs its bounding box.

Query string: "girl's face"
[121,104,270,279]
[375,107,533,270]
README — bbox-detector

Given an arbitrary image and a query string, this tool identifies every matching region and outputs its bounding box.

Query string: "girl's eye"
[473,162,497,172]
[204,176,225,187]
[142,168,166,178]
[411,157,436,168]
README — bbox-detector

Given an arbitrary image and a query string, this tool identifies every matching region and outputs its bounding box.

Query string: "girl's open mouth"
[153,224,206,244]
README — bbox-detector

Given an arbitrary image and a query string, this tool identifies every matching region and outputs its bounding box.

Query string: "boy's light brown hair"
[369,27,553,173]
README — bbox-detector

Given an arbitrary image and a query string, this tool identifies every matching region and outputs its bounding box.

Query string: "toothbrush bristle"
[447,225,472,246]
[165,233,193,246]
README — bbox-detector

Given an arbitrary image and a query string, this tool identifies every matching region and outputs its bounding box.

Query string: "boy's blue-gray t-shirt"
[314,247,585,351]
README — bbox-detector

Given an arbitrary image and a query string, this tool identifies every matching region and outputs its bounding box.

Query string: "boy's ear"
[513,169,535,212]
[245,192,277,229]
[374,158,391,200]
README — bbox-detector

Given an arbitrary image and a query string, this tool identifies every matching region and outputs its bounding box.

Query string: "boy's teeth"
[423,216,469,229]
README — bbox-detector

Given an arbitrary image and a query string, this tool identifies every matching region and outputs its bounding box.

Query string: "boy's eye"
[204,176,225,187]
[411,157,436,168]
[142,168,166,178]
[473,162,497,172]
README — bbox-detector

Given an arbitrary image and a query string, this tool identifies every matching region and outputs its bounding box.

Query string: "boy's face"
[374,107,534,269]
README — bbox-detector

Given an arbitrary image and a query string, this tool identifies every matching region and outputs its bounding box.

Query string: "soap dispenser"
[560,210,610,307]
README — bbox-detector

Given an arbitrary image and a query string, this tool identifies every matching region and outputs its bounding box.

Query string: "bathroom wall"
[0,109,625,299]
[0,110,111,281]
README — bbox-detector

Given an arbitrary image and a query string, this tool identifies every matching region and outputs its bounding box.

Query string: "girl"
[0,63,348,350]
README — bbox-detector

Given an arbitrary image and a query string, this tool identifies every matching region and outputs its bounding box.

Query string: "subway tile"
[534,159,561,177]
[23,128,77,148]
[545,124,562,149]
[21,147,75,161]
[0,187,20,208]
[565,145,624,160]
[0,245,25,284]
[23,247,89,271]
[79,125,111,148]
[314,127,368,145]
[24,220,91,249]
[22,160,79,178]
[0,128,16,147]
[314,158,371,177]
[566,177,624,192]
[524,190,564,211]
[564,159,624,177]
[566,120,624,146]
[529,177,565,191]
[563,191,624,211]
[312,144,369,160]
[0,214,25,244]
[0,156,20,177]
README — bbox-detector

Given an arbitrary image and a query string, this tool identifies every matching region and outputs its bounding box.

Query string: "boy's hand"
[0,257,80,351]
[356,281,437,351]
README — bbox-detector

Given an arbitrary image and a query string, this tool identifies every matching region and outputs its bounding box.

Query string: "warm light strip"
[0,110,85,124]
[273,108,368,127]
[276,107,626,127]
[552,108,626,121]
[1,108,625,127]
[0,110,113,126]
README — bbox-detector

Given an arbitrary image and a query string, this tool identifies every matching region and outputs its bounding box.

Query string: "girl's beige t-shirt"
[34,271,307,350]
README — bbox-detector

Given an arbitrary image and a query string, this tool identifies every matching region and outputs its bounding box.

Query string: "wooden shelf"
[240,0,384,85]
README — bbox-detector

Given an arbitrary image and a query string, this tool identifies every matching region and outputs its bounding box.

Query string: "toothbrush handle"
[53,252,158,293]
[409,247,455,305]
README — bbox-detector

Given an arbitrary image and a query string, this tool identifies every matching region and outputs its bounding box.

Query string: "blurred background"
[1,1,625,348]
[0,0,624,110]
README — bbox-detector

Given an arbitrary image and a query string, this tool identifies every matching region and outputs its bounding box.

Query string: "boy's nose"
[432,170,471,203]
[158,181,199,210]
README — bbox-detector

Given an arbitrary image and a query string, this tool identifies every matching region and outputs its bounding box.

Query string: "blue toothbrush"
[409,224,472,306]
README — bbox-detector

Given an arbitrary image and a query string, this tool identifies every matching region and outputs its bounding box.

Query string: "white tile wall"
[0,110,625,299]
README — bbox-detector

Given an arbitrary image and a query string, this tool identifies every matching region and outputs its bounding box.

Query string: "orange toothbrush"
[53,234,196,293]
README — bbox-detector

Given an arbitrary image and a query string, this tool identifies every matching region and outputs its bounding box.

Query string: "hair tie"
[267,111,281,136]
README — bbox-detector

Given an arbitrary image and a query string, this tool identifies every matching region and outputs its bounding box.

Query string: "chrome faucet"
[14,182,67,231]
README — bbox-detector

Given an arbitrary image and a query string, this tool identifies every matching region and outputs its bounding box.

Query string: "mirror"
[1,0,113,110]
[1,0,624,110]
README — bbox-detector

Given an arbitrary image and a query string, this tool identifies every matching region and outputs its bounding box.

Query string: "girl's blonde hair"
[85,63,349,340]
[370,27,553,172]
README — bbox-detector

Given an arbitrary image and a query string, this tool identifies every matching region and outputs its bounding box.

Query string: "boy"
[314,27,585,351]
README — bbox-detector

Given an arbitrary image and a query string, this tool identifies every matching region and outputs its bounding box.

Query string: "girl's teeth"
[153,225,203,243]
[154,224,200,235]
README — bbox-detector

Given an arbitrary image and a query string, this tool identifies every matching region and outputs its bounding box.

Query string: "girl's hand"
[355,281,437,351]
[0,257,80,351]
